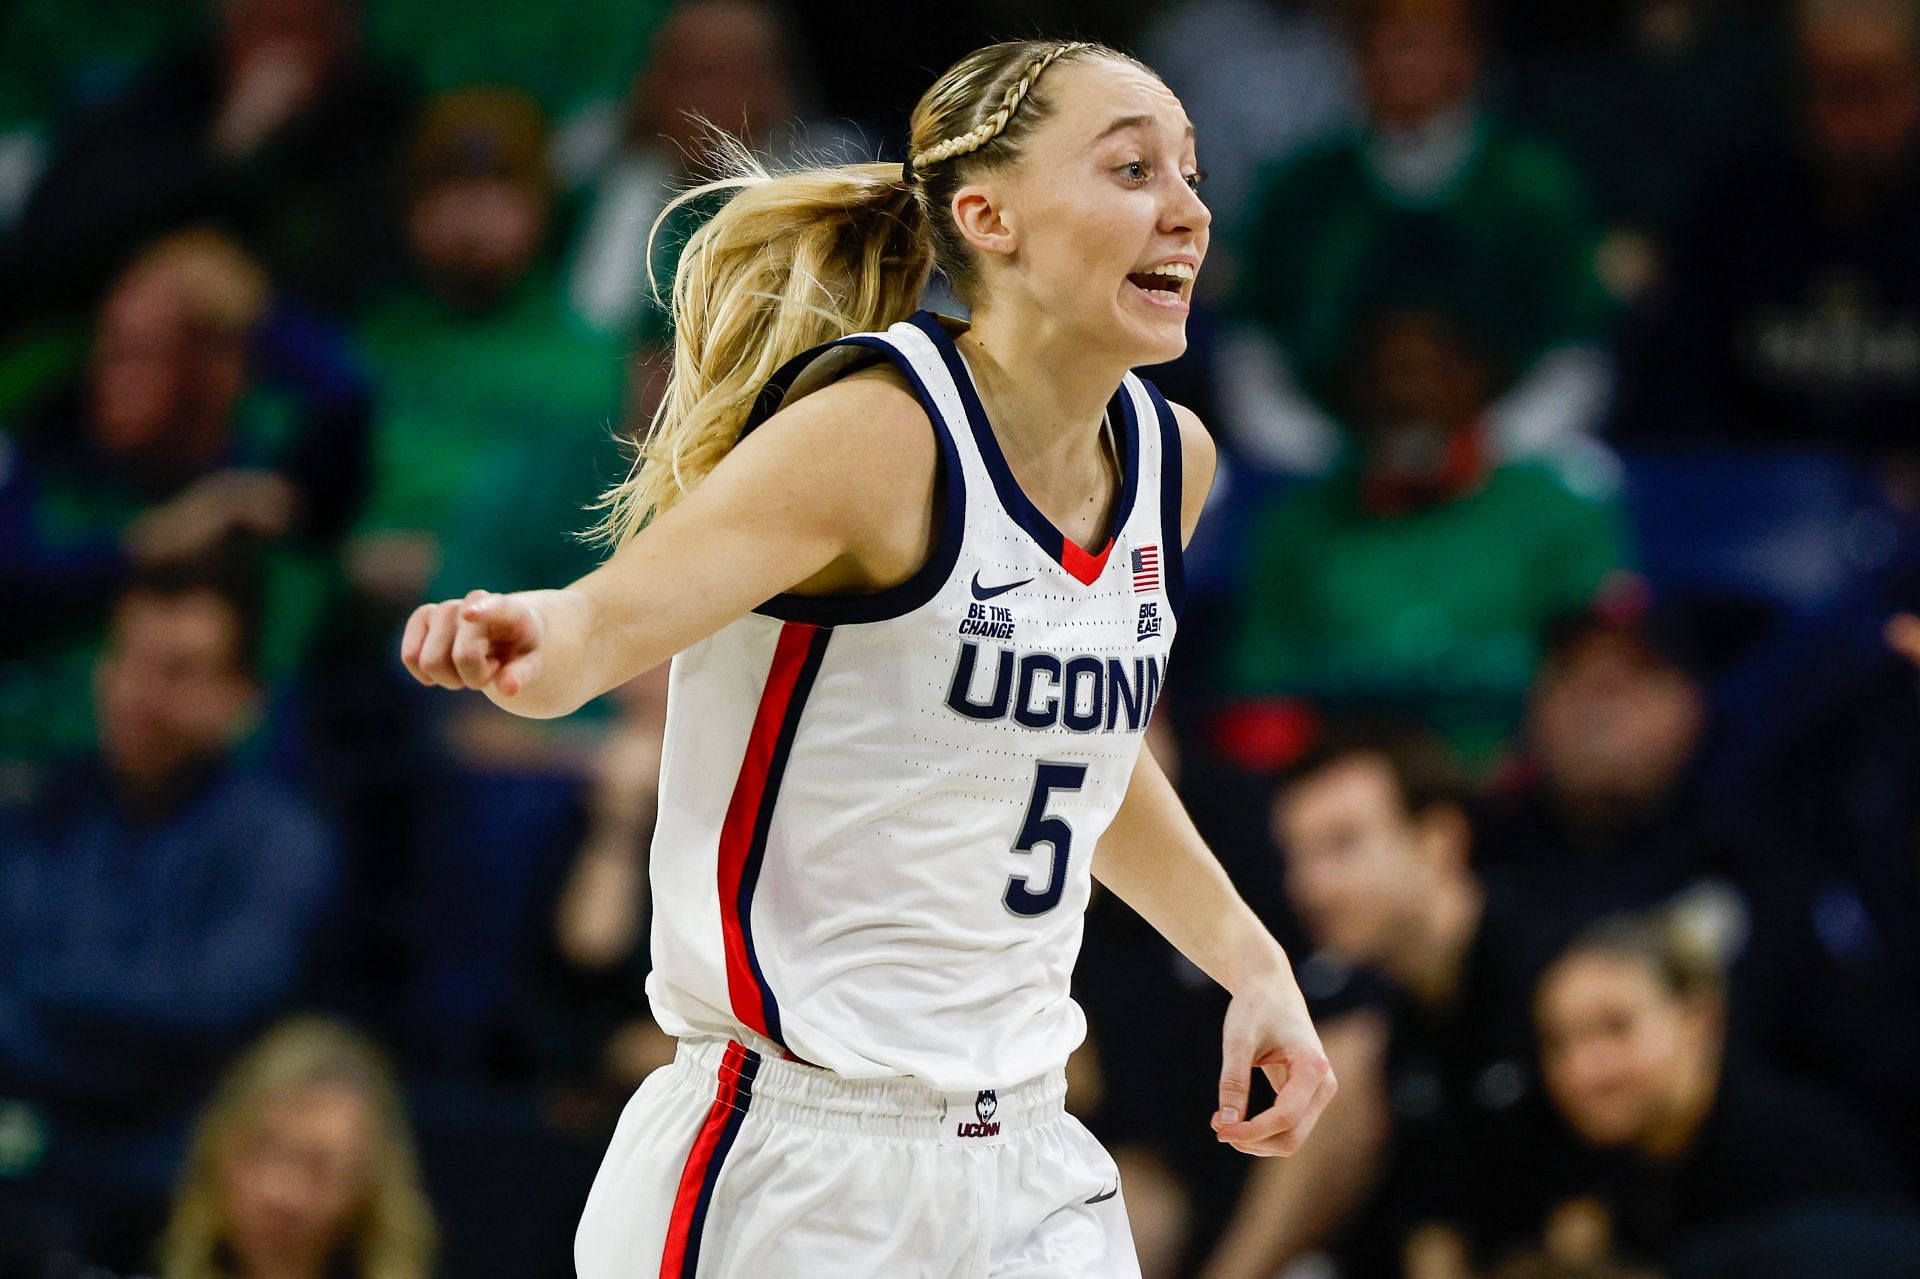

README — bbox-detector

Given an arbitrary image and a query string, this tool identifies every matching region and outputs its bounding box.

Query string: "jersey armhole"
[745,334,967,627]
[1140,377,1188,619]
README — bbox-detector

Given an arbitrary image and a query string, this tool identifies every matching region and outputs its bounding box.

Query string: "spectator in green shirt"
[1219,0,1611,476]
[348,87,627,618]
[1228,264,1629,765]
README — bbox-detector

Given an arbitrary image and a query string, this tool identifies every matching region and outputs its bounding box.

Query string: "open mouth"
[1125,264,1195,309]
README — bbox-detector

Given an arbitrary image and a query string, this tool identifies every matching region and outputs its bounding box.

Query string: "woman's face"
[220,1083,376,1274]
[1536,954,1710,1150]
[961,57,1210,368]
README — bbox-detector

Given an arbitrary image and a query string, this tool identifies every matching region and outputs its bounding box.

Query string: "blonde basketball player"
[401,39,1333,1279]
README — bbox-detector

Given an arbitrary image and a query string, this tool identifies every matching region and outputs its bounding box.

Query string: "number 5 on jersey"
[1004,762,1088,917]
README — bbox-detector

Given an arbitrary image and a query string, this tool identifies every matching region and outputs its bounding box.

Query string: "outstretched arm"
[401,368,938,716]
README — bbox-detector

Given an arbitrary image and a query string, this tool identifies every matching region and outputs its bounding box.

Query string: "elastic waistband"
[671,1037,1066,1144]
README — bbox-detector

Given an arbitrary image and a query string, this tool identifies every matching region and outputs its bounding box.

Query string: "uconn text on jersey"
[944,641,1166,733]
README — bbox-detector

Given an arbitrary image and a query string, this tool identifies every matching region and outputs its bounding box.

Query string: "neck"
[1554,784,1663,839]
[1639,1047,1721,1162]
[957,303,1130,465]
[244,1266,323,1279]
[109,749,219,817]
[1388,876,1485,1007]
[240,1252,330,1279]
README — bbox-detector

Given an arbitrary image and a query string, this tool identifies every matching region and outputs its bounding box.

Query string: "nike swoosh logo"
[1085,1184,1119,1204]
[971,572,1032,601]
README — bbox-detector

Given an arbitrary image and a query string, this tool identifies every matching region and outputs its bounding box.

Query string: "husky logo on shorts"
[954,1089,1002,1139]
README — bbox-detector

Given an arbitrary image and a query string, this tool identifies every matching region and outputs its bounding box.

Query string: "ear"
[949,180,1018,262]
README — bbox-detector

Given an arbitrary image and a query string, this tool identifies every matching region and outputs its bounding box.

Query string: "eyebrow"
[1093,114,1198,144]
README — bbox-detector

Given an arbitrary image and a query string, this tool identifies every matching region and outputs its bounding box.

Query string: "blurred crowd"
[0,1,1915,1277]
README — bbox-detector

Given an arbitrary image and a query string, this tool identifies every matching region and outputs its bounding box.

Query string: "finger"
[1215,1026,1254,1128]
[496,650,542,698]
[417,600,466,689]
[1288,1068,1339,1148]
[399,605,434,683]
[1267,1047,1332,1133]
[450,614,501,688]
[1232,1069,1341,1158]
[1223,1075,1339,1158]
[463,591,533,645]
[1215,1053,1329,1146]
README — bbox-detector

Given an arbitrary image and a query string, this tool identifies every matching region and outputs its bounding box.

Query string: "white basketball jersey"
[645,310,1186,1091]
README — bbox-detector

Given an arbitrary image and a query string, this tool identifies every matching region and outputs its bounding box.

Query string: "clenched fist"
[401,589,545,697]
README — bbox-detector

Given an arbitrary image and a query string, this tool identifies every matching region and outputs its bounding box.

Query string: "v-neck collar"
[910,311,1140,586]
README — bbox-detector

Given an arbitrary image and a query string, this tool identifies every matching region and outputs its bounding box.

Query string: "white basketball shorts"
[575,1036,1142,1279]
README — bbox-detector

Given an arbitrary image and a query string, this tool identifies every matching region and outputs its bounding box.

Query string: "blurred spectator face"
[1536,952,1717,1149]
[218,1082,375,1275]
[222,0,357,83]
[1360,310,1489,436]
[89,266,252,472]
[1351,309,1491,503]
[632,0,794,156]
[1802,3,1920,173]
[408,89,552,310]
[1530,632,1704,819]
[95,588,256,791]
[1359,0,1481,129]
[1275,753,1455,964]
[409,177,548,309]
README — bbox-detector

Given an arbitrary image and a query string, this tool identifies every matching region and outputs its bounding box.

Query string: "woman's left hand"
[1211,975,1336,1157]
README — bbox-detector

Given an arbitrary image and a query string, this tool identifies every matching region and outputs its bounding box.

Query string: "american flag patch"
[1131,545,1161,594]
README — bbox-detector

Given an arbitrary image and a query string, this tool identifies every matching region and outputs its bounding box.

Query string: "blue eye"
[1122,160,1149,183]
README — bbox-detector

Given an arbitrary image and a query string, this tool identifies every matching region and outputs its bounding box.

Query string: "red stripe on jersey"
[1060,536,1115,586]
[659,1041,748,1279]
[716,622,817,1038]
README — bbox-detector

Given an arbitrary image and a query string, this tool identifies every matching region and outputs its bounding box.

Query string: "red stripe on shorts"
[659,1041,749,1279]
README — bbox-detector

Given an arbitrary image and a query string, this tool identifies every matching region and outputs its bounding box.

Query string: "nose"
[1161,173,1211,238]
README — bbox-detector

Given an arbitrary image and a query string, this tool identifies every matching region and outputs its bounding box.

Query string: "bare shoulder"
[739,363,932,477]
[711,359,940,590]
[718,363,937,513]
[1164,399,1218,546]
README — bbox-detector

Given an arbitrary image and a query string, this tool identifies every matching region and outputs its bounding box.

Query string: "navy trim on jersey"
[910,311,1142,580]
[743,333,968,626]
[1143,379,1187,618]
[735,624,832,1044]
[678,1048,760,1279]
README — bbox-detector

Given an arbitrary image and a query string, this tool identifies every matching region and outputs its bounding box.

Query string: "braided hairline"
[908,42,1093,175]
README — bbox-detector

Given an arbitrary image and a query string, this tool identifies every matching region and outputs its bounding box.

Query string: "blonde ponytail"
[589,137,933,545]
[590,38,1139,547]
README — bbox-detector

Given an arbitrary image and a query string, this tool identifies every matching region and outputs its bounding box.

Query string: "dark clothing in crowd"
[1333,889,1573,1275]
[1583,1062,1910,1266]
[1475,771,1735,937]
[0,756,338,1106]
[1618,145,1920,456]
[1730,649,1920,1185]
[7,46,412,319]
[1671,1205,1920,1279]
[0,755,338,1264]
[1498,0,1789,252]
